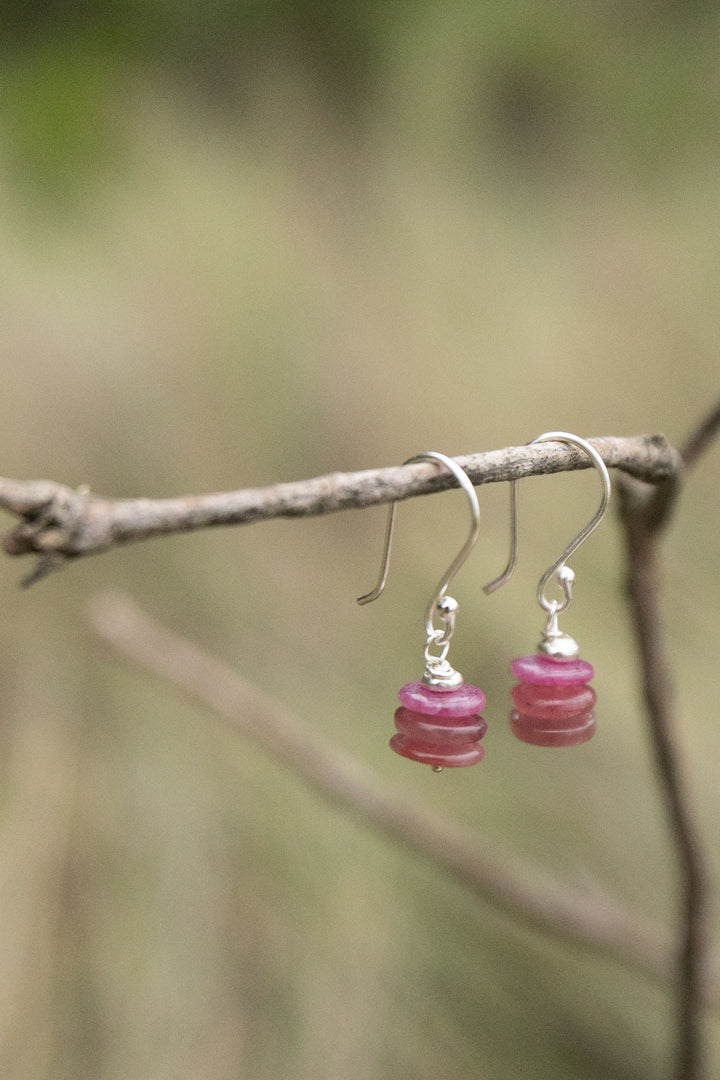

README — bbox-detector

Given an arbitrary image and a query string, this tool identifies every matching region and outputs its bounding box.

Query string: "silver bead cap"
[538,605,580,658]
[537,632,580,659]
[421,658,464,691]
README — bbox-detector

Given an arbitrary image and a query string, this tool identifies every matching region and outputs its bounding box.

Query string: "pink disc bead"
[510,710,596,747]
[398,681,486,716]
[510,654,594,685]
[394,707,487,744]
[510,683,597,722]
[390,734,485,768]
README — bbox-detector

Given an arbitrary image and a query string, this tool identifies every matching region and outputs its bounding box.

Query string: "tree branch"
[616,399,720,1080]
[88,590,694,992]
[0,434,680,585]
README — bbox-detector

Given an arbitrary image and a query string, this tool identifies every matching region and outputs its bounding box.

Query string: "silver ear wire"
[357,452,480,688]
[482,432,611,657]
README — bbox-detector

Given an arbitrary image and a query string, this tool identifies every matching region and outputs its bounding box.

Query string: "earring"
[358,452,487,771]
[484,432,611,747]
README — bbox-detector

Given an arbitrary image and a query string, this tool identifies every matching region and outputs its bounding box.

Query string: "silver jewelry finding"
[482,431,611,648]
[357,451,480,687]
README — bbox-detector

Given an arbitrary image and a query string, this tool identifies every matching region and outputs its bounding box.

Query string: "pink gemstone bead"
[394,707,487,744]
[509,710,596,747]
[398,681,486,716]
[510,654,594,685]
[390,734,486,768]
[510,683,597,722]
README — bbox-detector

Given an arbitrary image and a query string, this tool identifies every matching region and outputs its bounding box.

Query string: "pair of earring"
[357,433,611,771]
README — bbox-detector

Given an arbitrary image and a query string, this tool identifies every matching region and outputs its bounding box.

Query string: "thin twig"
[616,398,720,1080]
[0,435,680,584]
[679,399,720,469]
[88,590,692,994]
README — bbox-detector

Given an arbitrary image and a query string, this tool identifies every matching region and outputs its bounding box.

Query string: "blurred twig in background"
[87,590,702,995]
[617,397,720,1080]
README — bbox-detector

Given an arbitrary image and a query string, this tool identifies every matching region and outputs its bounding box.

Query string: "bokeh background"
[0,2,719,1077]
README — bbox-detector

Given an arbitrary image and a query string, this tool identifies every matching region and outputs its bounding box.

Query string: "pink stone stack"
[509,654,596,747]
[391,681,487,767]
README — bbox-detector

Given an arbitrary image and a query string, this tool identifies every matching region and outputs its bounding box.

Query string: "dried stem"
[616,398,720,1080]
[88,590,681,988]
[0,434,680,585]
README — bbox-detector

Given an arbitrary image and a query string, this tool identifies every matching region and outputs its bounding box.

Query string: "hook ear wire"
[356,452,480,631]
[482,432,611,603]
[356,499,397,606]
[482,479,518,595]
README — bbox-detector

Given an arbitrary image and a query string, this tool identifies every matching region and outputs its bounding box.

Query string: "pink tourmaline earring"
[358,452,487,771]
[484,432,611,748]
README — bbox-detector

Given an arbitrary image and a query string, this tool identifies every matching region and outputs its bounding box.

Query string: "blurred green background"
[0,2,719,1077]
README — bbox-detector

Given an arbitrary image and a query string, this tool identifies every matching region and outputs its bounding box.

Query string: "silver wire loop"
[356,452,480,652]
[482,432,611,616]
[424,631,451,665]
[539,563,575,616]
[422,596,458,664]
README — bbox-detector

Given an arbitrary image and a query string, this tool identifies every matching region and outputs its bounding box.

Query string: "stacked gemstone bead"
[391,681,487,767]
[509,654,596,747]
